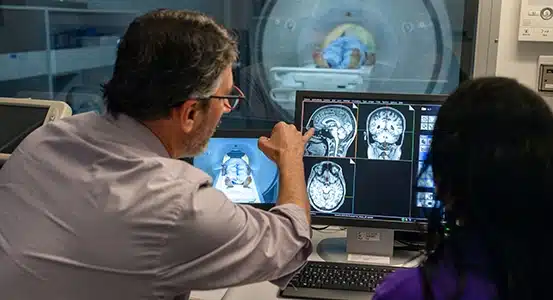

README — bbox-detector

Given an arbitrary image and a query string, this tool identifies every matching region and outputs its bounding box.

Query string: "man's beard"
[179,118,218,158]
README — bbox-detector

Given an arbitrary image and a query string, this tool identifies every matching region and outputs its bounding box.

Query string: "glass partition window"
[0,0,477,129]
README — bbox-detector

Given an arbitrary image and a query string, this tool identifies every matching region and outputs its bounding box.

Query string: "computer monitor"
[0,98,72,164]
[295,90,446,261]
[192,131,279,210]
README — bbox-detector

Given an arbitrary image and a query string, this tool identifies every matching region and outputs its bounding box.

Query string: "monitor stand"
[316,227,409,266]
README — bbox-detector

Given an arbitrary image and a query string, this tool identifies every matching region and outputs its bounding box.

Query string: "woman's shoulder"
[373,267,424,300]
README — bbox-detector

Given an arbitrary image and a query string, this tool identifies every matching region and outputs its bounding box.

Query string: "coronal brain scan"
[193,138,279,204]
[365,107,406,160]
[307,161,346,213]
[305,105,357,157]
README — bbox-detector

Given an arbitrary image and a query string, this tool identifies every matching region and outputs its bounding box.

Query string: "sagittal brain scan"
[365,107,406,160]
[193,138,279,204]
[307,161,346,213]
[305,104,357,157]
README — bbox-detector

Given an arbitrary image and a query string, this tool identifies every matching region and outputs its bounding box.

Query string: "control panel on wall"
[537,56,553,99]
[519,0,553,42]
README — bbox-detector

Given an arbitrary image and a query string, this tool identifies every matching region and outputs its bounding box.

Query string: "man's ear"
[175,101,199,133]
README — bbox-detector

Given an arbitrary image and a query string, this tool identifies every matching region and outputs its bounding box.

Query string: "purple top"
[374,259,496,300]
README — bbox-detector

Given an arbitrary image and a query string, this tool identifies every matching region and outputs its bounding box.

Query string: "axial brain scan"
[365,107,406,160]
[305,105,357,157]
[307,161,346,213]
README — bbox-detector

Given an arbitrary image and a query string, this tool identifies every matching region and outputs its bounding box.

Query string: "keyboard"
[279,261,401,300]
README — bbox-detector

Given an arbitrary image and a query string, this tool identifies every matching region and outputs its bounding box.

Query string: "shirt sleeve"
[157,186,312,293]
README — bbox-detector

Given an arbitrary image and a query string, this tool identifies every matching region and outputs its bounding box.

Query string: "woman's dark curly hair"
[419,77,553,300]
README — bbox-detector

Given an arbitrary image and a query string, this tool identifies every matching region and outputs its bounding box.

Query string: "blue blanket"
[322,36,369,69]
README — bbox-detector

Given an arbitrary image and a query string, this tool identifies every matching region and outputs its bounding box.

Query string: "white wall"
[495,0,553,95]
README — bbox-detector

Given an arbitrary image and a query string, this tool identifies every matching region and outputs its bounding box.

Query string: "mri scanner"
[251,0,459,115]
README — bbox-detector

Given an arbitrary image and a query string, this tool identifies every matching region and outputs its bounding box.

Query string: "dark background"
[353,159,413,218]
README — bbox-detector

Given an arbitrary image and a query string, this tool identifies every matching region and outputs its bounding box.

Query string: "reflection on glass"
[0,0,472,127]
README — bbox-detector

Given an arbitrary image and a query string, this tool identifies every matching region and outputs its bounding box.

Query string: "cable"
[310,226,347,232]
[311,225,330,231]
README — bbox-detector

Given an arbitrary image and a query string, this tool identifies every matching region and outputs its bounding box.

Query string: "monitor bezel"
[295,90,447,231]
[0,98,72,161]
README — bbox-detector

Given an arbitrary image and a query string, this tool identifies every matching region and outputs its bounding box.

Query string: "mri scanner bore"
[304,103,357,158]
[193,138,279,204]
[257,0,462,117]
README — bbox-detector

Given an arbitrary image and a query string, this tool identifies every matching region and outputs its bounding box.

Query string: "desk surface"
[192,228,421,300]
[189,229,345,300]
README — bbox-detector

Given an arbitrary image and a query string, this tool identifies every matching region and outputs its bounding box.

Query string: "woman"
[374,77,553,300]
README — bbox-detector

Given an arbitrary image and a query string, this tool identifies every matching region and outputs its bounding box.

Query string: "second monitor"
[296,90,446,231]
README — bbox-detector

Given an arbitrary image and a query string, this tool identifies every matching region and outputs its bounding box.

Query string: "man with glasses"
[0,9,314,300]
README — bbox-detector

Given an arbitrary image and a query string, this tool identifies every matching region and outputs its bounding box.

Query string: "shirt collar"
[103,113,171,158]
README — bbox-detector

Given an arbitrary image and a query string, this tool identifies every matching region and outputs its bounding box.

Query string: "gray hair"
[104,9,238,120]
[189,71,224,99]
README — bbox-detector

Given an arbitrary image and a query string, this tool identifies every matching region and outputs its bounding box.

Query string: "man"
[0,9,314,300]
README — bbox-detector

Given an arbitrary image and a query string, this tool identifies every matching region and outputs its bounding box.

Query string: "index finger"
[302,128,315,142]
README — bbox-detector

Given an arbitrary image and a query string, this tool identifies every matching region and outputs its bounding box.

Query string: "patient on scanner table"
[313,23,376,69]
[194,138,279,204]
[215,150,261,203]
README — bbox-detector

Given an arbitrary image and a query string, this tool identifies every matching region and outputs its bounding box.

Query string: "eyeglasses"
[207,85,245,111]
[170,85,245,111]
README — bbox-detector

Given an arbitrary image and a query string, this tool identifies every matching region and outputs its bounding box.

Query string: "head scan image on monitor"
[193,137,278,204]
[296,90,445,231]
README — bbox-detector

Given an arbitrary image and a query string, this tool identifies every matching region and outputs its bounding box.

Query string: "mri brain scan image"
[193,138,279,204]
[365,107,406,160]
[305,105,357,157]
[307,161,346,213]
